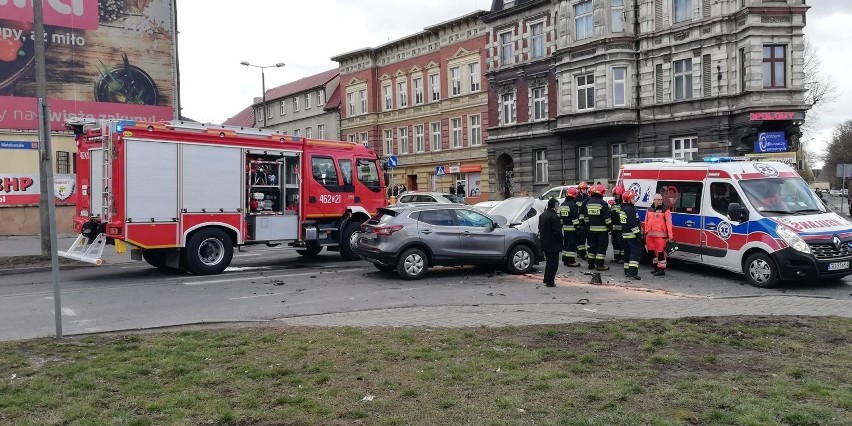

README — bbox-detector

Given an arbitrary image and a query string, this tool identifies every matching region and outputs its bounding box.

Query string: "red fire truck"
[59,119,387,275]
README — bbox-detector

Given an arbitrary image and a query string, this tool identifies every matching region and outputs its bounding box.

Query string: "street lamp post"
[240,61,285,128]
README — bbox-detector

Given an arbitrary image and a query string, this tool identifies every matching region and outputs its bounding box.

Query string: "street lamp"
[240,61,285,128]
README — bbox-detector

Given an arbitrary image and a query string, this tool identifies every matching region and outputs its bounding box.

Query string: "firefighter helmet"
[566,187,578,198]
[578,182,589,191]
[622,189,636,204]
[590,184,606,196]
[612,185,624,196]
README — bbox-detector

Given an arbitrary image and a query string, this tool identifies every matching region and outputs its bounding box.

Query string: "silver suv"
[354,204,541,280]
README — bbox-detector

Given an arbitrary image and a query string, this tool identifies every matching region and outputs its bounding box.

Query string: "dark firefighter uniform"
[583,191,611,270]
[576,191,589,260]
[610,197,624,263]
[620,200,643,279]
[559,194,581,267]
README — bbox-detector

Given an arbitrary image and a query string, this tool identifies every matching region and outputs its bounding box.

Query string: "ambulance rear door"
[652,177,705,263]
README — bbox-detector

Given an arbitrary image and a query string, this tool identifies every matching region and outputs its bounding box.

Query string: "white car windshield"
[740,177,826,216]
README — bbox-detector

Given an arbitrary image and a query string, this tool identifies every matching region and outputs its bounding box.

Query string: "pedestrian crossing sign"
[435,165,446,176]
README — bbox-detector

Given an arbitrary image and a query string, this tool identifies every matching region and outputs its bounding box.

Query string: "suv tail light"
[374,225,403,236]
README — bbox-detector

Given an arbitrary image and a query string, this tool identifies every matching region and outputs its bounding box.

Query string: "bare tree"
[802,37,839,132]
[821,121,852,187]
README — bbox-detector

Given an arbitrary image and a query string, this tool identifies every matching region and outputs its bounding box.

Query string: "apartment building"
[485,0,809,193]
[332,12,490,201]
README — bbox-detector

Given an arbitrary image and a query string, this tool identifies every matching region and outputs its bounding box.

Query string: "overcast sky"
[176,0,850,161]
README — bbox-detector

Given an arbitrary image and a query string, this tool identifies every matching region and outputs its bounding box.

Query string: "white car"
[829,189,841,197]
[395,191,466,205]
[473,200,501,212]
[486,197,549,234]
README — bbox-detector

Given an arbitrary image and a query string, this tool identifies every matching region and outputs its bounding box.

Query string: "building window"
[672,136,698,160]
[611,143,626,179]
[305,93,312,109]
[397,81,408,107]
[500,92,516,125]
[673,59,693,100]
[317,90,325,106]
[383,85,392,111]
[294,96,300,112]
[256,107,263,122]
[763,45,786,88]
[468,62,480,92]
[450,67,461,96]
[348,134,356,143]
[317,124,325,139]
[499,31,513,66]
[534,149,548,183]
[414,125,425,153]
[359,132,368,147]
[576,73,595,111]
[384,129,394,155]
[346,92,354,116]
[532,86,547,121]
[613,67,627,107]
[431,122,442,151]
[279,101,286,115]
[575,1,593,40]
[56,151,70,174]
[398,127,409,154]
[267,104,272,118]
[306,127,313,138]
[294,129,301,137]
[674,0,692,23]
[612,0,625,32]
[430,73,441,101]
[413,77,424,105]
[578,146,593,181]
[740,47,747,92]
[530,22,544,58]
[359,89,367,114]
[451,118,462,148]
[469,114,481,146]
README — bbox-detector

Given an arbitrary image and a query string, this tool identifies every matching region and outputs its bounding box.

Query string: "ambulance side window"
[710,182,743,216]
[656,181,703,214]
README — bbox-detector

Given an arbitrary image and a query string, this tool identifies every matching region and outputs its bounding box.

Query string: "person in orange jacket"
[644,193,673,277]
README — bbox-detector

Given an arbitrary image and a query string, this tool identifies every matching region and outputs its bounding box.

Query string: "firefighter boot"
[596,257,609,271]
[565,257,580,267]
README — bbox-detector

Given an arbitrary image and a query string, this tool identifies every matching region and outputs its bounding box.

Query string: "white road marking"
[61,307,77,316]
[183,268,365,286]
[224,266,272,272]
[229,292,288,300]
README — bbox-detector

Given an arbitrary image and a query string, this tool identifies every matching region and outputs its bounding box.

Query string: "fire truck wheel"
[183,228,233,275]
[296,243,322,256]
[340,222,361,261]
[142,249,168,269]
[744,252,780,288]
[396,248,428,280]
[506,245,534,274]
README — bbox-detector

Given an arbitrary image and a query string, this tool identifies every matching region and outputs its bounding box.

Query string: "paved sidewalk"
[0,235,132,275]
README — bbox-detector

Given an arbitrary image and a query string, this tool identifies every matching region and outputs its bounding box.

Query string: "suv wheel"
[396,248,428,280]
[506,245,534,274]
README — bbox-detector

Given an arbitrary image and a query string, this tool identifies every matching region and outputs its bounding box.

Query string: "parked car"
[538,185,615,205]
[829,189,841,197]
[354,204,541,280]
[472,200,501,212]
[485,197,549,235]
[395,191,466,205]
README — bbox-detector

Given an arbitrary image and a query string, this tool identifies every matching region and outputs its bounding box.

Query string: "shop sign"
[749,111,804,121]
[754,132,788,153]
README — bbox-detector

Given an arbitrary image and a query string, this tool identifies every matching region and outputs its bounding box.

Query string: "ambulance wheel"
[296,243,322,256]
[142,249,168,269]
[340,222,361,261]
[183,228,233,275]
[744,252,780,288]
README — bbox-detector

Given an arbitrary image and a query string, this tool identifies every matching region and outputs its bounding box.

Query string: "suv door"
[415,209,461,263]
[454,208,505,262]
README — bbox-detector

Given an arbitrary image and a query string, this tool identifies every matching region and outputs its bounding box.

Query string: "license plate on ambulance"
[827,261,850,271]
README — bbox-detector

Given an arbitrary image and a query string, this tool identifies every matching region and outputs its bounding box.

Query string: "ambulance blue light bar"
[702,156,754,163]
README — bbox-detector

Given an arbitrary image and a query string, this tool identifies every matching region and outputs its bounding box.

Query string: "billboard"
[0,0,177,131]
[0,173,76,206]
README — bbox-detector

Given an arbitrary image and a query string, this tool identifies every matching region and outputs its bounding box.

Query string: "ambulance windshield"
[740,177,826,216]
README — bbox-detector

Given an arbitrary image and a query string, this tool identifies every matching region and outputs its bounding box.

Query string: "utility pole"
[34,0,64,337]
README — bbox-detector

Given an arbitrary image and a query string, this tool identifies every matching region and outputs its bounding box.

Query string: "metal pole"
[261,68,267,128]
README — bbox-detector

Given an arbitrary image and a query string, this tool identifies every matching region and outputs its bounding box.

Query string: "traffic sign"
[387,155,398,169]
[435,165,445,176]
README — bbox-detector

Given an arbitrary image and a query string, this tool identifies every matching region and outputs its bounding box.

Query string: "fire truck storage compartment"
[90,148,104,218]
[246,149,301,241]
[126,140,178,222]
[181,144,242,213]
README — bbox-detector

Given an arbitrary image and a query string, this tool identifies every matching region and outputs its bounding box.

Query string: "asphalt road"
[0,243,850,341]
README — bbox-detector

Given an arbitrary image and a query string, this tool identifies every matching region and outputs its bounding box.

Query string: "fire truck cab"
[60,119,387,275]
[617,157,852,288]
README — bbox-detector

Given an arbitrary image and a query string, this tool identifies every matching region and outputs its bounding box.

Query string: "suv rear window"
[365,208,398,225]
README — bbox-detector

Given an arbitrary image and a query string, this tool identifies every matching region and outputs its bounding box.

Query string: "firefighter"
[559,187,581,267]
[584,184,611,271]
[610,186,625,263]
[619,189,643,280]
[644,193,674,277]
[575,181,590,260]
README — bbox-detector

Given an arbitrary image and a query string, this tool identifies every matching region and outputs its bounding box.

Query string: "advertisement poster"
[0,0,177,131]
[0,173,76,206]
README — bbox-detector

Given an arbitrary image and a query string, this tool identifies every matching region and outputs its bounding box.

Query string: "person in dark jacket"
[559,187,581,267]
[619,189,643,280]
[584,184,612,271]
[538,197,563,287]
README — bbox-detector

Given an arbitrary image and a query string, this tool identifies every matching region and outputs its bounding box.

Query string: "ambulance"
[616,157,852,288]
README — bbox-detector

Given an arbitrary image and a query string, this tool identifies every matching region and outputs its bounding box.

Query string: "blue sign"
[754,132,788,153]
[387,155,398,169]
[0,141,38,150]
[435,165,446,176]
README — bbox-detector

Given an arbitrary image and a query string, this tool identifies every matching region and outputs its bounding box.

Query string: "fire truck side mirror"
[384,172,390,186]
[381,160,389,171]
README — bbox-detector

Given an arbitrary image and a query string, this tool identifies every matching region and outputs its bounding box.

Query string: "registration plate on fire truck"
[827,261,850,271]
